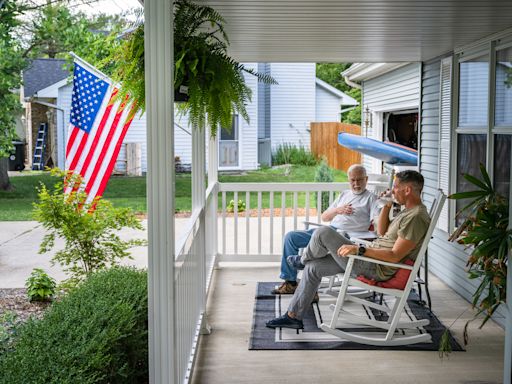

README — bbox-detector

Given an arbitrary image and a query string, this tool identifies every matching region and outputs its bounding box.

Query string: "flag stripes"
[65,61,135,204]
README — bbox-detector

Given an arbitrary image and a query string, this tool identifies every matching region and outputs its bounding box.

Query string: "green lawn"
[0,166,347,221]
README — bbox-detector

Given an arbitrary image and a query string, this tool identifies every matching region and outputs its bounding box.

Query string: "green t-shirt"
[369,203,430,281]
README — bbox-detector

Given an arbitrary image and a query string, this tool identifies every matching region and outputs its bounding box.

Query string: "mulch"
[0,288,51,325]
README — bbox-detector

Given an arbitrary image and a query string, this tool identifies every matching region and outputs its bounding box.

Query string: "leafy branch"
[442,163,510,350]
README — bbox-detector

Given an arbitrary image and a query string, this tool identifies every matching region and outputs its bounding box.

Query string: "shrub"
[314,159,334,212]
[0,267,148,384]
[33,169,146,286]
[272,143,318,166]
[227,199,246,213]
[0,311,18,355]
[25,268,56,302]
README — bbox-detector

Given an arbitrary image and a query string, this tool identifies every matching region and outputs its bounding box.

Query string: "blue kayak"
[338,133,418,165]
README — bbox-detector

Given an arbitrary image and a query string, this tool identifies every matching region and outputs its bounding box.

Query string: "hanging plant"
[444,163,510,346]
[105,0,276,136]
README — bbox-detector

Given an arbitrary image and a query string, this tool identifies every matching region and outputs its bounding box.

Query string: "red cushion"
[356,259,414,290]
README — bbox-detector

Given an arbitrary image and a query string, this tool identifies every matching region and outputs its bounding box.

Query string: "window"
[458,55,489,128]
[494,134,511,198]
[219,115,239,167]
[450,37,512,230]
[495,47,512,127]
[455,134,487,224]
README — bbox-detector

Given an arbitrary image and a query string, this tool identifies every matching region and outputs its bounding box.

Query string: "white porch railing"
[217,181,388,262]
[174,179,387,383]
[175,182,218,383]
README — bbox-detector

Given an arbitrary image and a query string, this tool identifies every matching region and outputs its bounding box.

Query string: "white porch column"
[144,0,175,383]
[208,129,219,266]
[192,125,205,209]
[208,129,218,185]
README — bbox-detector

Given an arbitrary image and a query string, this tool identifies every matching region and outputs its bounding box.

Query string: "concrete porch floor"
[191,266,505,384]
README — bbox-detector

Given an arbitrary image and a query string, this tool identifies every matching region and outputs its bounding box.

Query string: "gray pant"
[289,226,380,319]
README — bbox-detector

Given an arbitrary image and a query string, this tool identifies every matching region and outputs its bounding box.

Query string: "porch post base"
[200,312,212,335]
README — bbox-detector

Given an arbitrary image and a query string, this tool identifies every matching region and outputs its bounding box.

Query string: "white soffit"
[194,0,512,62]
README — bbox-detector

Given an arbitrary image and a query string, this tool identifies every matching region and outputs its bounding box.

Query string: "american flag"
[65,60,136,203]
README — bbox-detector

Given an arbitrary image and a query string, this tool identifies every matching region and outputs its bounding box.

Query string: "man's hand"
[337,244,358,257]
[335,204,354,215]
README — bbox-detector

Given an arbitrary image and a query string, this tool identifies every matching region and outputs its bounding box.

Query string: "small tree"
[0,1,27,191]
[33,169,146,285]
[314,159,333,212]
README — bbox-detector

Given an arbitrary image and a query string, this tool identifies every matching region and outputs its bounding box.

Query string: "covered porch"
[142,0,512,382]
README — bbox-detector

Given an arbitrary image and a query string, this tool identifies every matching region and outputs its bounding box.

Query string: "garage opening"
[384,110,418,150]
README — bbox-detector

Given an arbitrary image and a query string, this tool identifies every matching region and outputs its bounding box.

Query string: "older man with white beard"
[272,164,380,296]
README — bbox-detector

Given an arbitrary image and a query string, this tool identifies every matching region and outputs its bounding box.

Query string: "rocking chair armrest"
[349,237,372,246]
[346,254,414,270]
[302,221,328,230]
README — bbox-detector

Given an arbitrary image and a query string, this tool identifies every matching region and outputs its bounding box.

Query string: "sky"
[74,0,142,17]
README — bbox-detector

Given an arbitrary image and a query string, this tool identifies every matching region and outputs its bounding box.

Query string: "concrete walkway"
[0,219,183,288]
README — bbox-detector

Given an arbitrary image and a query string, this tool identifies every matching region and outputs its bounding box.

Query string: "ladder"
[32,123,48,171]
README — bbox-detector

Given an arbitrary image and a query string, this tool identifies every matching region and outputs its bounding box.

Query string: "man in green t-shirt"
[266,170,430,330]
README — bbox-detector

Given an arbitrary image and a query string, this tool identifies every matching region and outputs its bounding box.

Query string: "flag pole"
[68,51,112,83]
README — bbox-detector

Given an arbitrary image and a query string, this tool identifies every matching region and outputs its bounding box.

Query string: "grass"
[0,166,347,221]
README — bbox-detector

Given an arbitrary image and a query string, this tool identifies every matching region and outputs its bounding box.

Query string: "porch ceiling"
[196,0,512,62]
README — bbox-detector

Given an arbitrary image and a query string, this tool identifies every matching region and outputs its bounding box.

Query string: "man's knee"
[302,261,322,281]
[284,230,297,245]
[313,226,336,241]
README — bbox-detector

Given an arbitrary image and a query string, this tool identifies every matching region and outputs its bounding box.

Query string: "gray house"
[343,52,512,328]
[140,1,512,382]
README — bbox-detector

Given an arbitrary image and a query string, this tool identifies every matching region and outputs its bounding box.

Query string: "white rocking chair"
[320,189,446,346]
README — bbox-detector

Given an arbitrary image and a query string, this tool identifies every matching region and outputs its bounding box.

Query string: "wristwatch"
[358,245,366,256]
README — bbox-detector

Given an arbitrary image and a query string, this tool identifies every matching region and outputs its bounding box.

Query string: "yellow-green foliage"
[33,169,146,285]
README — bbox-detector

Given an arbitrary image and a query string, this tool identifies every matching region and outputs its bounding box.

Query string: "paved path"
[0,215,306,287]
[0,220,184,288]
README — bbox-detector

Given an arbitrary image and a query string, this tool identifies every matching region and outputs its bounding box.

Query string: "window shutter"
[437,57,452,232]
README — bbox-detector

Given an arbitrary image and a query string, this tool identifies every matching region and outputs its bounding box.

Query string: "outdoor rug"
[249,282,464,351]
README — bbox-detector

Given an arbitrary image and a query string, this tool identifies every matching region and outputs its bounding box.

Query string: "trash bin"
[8,141,25,171]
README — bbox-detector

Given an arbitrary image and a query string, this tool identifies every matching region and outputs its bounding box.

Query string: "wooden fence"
[310,122,361,172]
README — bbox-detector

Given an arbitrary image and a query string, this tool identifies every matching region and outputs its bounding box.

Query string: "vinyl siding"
[315,87,342,122]
[240,63,259,170]
[361,63,421,172]
[57,83,73,168]
[270,63,316,150]
[420,58,507,328]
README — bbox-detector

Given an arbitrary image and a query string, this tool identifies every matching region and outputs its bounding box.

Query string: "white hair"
[347,164,367,177]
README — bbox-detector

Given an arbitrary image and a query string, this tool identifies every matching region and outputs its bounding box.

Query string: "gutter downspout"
[343,75,361,90]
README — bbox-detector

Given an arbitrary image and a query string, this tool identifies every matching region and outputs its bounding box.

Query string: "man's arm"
[337,236,417,264]
[321,204,353,222]
[375,203,392,236]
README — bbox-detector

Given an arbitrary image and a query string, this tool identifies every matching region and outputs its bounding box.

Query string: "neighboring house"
[21,60,357,172]
[22,58,70,169]
[344,34,512,328]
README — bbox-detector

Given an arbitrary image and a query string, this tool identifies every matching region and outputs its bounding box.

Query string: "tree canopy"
[316,63,361,125]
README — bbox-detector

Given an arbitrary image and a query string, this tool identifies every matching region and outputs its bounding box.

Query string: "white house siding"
[315,87,341,122]
[238,63,259,170]
[117,112,148,174]
[270,63,316,150]
[362,63,421,173]
[57,83,73,169]
[420,58,507,328]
